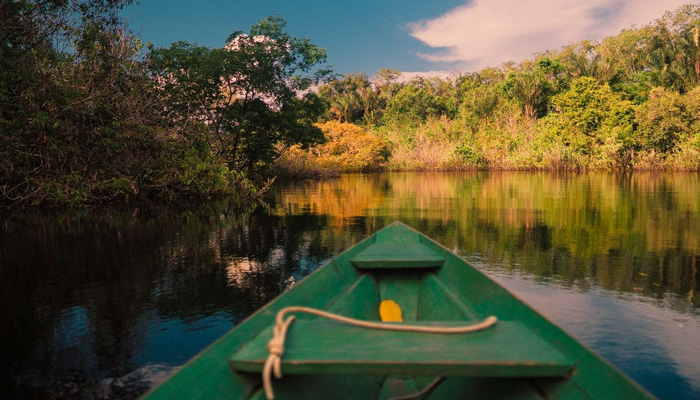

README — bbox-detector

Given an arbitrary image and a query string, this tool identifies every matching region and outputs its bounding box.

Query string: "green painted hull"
[142,222,654,399]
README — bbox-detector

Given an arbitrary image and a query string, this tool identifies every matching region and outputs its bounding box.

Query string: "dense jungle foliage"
[2,2,700,208]
[295,4,700,175]
[1,1,329,208]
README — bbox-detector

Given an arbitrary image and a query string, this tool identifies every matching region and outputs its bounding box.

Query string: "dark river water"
[1,172,699,399]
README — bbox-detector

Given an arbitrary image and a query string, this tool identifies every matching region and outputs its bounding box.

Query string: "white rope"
[262,306,498,399]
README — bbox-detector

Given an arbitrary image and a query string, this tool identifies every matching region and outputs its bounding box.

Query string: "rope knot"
[267,339,284,356]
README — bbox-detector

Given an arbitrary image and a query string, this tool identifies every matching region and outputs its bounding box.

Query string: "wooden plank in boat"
[229,320,574,377]
[350,243,445,269]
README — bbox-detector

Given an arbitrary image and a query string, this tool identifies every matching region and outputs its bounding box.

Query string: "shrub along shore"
[2,2,700,208]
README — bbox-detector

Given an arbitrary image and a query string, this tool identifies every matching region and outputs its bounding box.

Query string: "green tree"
[383,79,454,127]
[455,68,508,127]
[635,87,692,154]
[597,28,654,101]
[149,16,330,175]
[318,73,371,123]
[645,6,700,93]
[0,0,180,206]
[373,68,402,101]
[542,77,636,168]
[458,84,500,131]
[356,85,381,125]
[555,40,600,80]
[501,67,549,120]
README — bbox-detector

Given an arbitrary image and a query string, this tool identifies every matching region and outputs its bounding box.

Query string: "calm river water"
[1,172,699,399]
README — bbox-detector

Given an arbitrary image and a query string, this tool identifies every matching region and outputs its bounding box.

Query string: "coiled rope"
[262,306,498,399]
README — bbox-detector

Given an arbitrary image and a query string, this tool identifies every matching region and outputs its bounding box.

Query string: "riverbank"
[274,120,700,179]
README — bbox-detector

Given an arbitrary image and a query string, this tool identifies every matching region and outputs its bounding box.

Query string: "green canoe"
[142,222,654,399]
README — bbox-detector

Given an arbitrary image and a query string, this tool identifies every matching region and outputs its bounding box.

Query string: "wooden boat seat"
[229,320,574,377]
[350,243,445,269]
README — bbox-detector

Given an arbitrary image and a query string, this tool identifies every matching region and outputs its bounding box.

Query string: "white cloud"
[409,0,698,71]
[398,69,460,82]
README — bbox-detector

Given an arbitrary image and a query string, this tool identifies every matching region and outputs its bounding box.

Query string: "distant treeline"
[283,4,700,176]
[2,2,700,208]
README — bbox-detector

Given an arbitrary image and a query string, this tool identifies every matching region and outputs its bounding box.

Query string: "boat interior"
[227,224,582,399]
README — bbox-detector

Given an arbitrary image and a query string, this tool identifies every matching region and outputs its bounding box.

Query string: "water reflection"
[484,269,700,400]
[0,172,698,399]
[270,172,699,308]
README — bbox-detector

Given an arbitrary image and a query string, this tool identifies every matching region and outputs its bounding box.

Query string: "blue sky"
[126,0,698,77]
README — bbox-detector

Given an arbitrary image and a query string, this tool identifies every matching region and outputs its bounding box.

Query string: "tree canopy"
[149,16,330,176]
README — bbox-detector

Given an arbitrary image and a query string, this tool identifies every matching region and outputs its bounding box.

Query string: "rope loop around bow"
[261,306,497,400]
